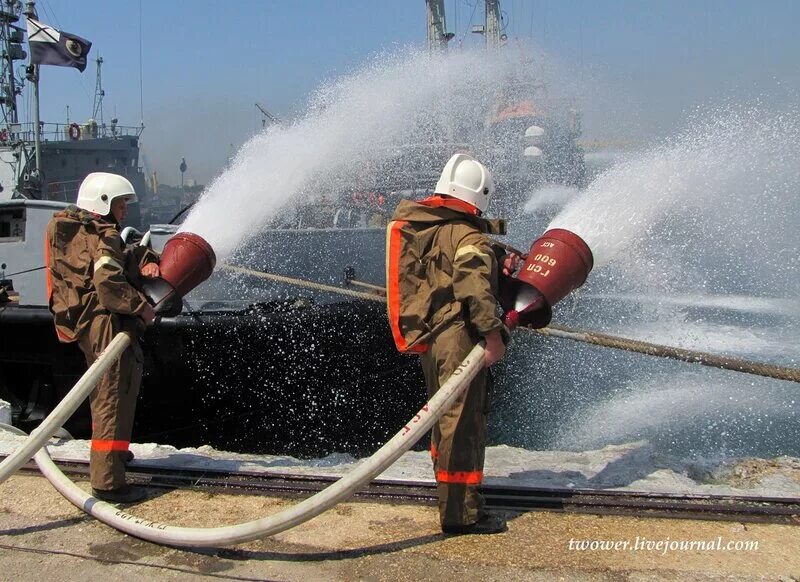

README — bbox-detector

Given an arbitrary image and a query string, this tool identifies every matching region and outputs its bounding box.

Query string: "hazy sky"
[25,0,800,185]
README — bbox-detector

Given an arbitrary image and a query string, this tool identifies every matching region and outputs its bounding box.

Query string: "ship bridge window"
[0,208,25,242]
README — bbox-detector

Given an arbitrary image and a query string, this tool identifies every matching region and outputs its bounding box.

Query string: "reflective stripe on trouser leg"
[422,321,488,527]
[79,315,142,491]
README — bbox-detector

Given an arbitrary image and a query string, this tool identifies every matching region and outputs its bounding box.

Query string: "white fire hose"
[0,335,485,547]
[0,332,132,484]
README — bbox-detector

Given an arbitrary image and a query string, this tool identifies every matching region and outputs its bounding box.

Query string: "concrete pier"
[2,473,799,580]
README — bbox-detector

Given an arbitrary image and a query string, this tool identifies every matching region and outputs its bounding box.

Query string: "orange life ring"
[68,123,81,141]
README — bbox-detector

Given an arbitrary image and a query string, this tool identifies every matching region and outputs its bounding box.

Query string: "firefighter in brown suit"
[387,154,519,534]
[46,172,158,504]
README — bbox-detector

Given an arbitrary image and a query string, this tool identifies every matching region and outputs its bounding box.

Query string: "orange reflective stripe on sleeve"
[91,439,130,452]
[430,442,439,460]
[436,469,483,485]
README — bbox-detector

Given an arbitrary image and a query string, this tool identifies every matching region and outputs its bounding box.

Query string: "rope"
[222,264,385,303]
[1,265,46,278]
[530,324,800,384]
[221,264,800,384]
[347,278,387,295]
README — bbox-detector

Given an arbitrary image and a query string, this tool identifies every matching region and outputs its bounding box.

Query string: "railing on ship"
[43,178,82,203]
[1,121,143,144]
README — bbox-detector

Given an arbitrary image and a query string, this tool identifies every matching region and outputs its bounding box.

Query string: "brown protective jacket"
[386,196,506,352]
[45,206,157,343]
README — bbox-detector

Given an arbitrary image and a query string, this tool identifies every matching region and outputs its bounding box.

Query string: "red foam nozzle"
[159,232,216,298]
[499,228,593,328]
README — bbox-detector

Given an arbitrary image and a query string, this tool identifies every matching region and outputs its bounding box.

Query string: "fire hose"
[0,232,215,484]
[1,254,794,543]
[0,332,132,484]
[224,264,800,384]
[0,335,484,547]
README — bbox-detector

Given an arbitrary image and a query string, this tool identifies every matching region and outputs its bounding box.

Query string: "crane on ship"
[255,103,280,129]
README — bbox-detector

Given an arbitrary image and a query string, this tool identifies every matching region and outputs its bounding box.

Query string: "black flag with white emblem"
[26,17,91,72]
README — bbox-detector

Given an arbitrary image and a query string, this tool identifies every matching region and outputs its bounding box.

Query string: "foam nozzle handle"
[503,309,519,330]
[142,277,183,317]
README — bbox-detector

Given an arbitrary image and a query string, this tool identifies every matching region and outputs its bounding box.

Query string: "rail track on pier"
[10,457,800,526]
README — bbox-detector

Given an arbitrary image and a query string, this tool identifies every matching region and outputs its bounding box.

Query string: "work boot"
[91,485,147,504]
[442,513,508,535]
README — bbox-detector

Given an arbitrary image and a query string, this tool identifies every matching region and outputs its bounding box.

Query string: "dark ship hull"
[1,215,426,458]
[1,300,424,458]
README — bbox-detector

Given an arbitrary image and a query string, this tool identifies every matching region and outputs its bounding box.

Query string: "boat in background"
[0,0,582,457]
[0,0,149,226]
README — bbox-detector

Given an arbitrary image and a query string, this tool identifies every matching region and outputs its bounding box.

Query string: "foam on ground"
[1,432,797,499]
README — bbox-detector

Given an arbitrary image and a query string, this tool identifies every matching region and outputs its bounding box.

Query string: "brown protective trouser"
[78,314,143,491]
[421,320,490,528]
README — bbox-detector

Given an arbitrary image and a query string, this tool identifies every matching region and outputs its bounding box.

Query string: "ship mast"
[92,54,104,127]
[0,1,25,127]
[22,0,40,188]
[426,0,453,52]
[485,0,502,49]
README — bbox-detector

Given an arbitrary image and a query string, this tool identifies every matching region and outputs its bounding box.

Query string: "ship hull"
[0,301,425,458]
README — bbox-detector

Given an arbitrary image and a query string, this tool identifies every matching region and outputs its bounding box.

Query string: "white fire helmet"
[433,153,494,213]
[76,172,137,215]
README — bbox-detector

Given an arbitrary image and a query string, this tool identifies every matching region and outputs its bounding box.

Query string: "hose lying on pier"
[227,264,800,384]
[2,342,485,547]
[0,332,132,484]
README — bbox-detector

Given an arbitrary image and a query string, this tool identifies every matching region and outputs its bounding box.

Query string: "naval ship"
[1,0,584,457]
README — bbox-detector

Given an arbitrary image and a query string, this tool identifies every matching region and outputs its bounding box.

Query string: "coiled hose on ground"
[0,337,485,547]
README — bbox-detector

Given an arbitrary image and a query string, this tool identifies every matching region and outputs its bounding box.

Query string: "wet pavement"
[2,473,799,580]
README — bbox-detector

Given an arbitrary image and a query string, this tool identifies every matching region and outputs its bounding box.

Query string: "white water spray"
[181,49,542,260]
[548,105,800,275]
[523,184,580,214]
[503,105,800,458]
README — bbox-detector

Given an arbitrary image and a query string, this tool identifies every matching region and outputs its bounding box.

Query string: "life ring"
[68,123,80,141]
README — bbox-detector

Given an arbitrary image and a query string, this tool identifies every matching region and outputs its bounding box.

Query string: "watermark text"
[567,536,759,556]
